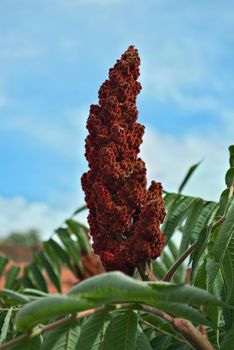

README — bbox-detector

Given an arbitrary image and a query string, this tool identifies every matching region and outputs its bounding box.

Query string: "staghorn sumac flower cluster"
[81,46,165,275]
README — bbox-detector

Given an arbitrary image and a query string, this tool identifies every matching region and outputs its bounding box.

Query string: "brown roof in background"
[0,244,104,293]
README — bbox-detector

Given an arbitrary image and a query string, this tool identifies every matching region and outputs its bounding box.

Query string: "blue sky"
[0,0,233,237]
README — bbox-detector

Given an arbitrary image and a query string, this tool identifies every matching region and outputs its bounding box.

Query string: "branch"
[141,305,213,350]
[0,303,213,350]
[137,262,157,281]
[163,242,196,282]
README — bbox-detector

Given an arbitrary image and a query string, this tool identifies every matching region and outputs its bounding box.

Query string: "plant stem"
[163,242,196,282]
[137,262,157,281]
[140,319,186,344]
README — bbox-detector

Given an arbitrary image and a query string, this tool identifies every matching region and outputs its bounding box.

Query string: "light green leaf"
[56,228,83,273]
[66,219,91,254]
[15,296,94,332]
[0,288,30,304]
[68,272,226,308]
[0,307,13,344]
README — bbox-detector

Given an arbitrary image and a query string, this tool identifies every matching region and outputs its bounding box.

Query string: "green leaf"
[37,251,61,292]
[221,326,234,350]
[0,255,9,277]
[179,199,204,255]
[68,272,226,308]
[190,225,212,283]
[103,311,138,350]
[66,219,91,254]
[167,240,179,260]
[42,320,81,350]
[76,312,109,350]
[73,204,87,216]
[216,189,230,218]
[154,302,214,327]
[229,145,234,167]
[178,161,202,193]
[194,261,207,290]
[46,239,76,275]
[6,334,42,350]
[27,263,48,293]
[68,272,153,303]
[163,193,177,209]
[15,296,94,331]
[225,168,234,188]
[152,261,167,280]
[160,251,174,270]
[162,196,196,240]
[43,241,61,277]
[5,265,20,289]
[136,325,153,350]
[210,204,234,283]
[56,228,83,273]
[151,335,171,350]
[0,307,13,344]
[0,288,30,304]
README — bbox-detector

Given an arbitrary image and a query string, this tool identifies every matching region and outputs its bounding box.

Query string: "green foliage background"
[0,145,234,350]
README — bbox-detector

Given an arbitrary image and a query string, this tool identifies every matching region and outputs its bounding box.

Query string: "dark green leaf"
[37,252,61,293]
[136,325,153,350]
[27,263,48,293]
[76,312,109,349]
[73,204,87,216]
[103,311,138,350]
[42,320,81,350]
[5,265,20,289]
[0,255,9,277]
[178,161,202,193]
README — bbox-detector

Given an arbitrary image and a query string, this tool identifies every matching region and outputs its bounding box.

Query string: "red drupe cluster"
[81,46,165,275]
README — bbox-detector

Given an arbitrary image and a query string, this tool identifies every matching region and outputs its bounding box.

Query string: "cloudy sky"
[0,0,233,238]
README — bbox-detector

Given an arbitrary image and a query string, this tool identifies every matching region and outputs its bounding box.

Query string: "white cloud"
[0,197,67,239]
[0,195,88,240]
[141,128,229,202]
